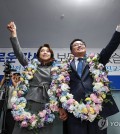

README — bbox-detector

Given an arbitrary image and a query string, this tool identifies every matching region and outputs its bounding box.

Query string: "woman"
[7,22,67,134]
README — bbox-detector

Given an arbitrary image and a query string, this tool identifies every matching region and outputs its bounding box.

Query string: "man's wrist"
[116,25,120,32]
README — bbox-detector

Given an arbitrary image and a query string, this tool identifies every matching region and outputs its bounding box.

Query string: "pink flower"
[96,77,101,82]
[86,104,90,109]
[103,76,109,82]
[56,88,62,93]
[21,121,28,127]
[90,94,97,101]
[89,61,93,66]
[57,93,61,97]
[38,110,46,118]
[12,104,17,109]
[50,105,59,112]
[94,104,102,114]
[67,99,74,104]
[30,114,36,123]
[90,94,101,103]
[52,72,57,76]
[89,53,95,58]
[14,116,20,121]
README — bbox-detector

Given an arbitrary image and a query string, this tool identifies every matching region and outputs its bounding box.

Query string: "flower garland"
[48,53,110,122]
[11,59,59,130]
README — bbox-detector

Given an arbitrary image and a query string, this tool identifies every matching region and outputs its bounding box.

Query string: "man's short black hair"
[70,39,86,51]
[13,73,21,76]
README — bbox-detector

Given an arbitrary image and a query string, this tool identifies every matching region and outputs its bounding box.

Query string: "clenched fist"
[7,21,17,37]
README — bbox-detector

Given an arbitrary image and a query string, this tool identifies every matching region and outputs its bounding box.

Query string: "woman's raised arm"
[7,22,28,66]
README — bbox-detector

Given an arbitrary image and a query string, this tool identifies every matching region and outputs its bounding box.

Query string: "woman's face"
[39,47,51,61]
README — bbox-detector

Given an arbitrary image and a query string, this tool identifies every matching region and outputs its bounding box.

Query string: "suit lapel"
[70,59,82,79]
[70,58,89,78]
[70,59,76,72]
[82,60,87,72]
[81,59,89,77]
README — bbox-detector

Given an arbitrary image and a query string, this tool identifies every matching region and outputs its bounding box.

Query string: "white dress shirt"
[74,57,84,70]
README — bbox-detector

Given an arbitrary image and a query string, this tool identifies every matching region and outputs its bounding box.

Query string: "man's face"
[12,74,20,83]
[71,41,86,57]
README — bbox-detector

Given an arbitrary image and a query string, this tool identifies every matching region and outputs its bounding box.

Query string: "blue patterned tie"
[77,58,83,77]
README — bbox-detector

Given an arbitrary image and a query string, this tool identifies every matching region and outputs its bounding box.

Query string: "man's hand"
[59,108,68,121]
[116,24,120,32]
[11,74,17,88]
[0,75,5,87]
[7,21,17,37]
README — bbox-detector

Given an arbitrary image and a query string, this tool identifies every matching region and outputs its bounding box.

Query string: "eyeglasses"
[72,43,85,48]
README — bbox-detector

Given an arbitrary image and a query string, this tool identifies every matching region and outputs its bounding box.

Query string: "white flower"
[61,83,69,91]
[11,97,17,104]
[24,80,29,85]
[51,85,57,92]
[87,57,92,62]
[66,93,73,99]
[100,86,109,92]
[47,89,53,96]
[68,105,75,112]
[88,113,97,122]
[92,55,98,61]
[51,66,59,71]
[60,96,67,102]
[92,70,100,75]
[31,120,37,127]
[93,82,104,90]
[78,103,86,111]
[24,111,31,119]
[89,66,95,72]
[97,63,104,70]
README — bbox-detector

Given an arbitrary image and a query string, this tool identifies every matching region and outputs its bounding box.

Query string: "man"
[0,73,21,134]
[64,25,120,134]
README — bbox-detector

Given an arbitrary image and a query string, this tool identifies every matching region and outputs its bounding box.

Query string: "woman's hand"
[7,21,17,37]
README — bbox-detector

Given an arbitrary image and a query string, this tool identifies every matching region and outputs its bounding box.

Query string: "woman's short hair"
[36,44,54,65]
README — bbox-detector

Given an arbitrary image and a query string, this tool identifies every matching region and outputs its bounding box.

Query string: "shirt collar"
[74,57,84,61]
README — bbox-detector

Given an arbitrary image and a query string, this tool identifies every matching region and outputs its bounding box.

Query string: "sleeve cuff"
[116,25,120,32]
